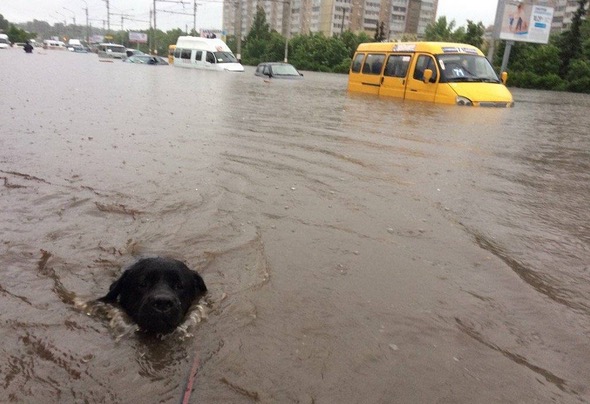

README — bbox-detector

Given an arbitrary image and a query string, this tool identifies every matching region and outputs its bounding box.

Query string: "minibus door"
[193,50,204,68]
[380,54,412,99]
[405,54,438,103]
[358,53,386,95]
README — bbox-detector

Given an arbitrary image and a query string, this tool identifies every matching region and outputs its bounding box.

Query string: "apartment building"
[552,0,589,32]
[222,0,438,39]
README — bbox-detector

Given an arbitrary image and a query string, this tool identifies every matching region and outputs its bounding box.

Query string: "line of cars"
[95,42,168,65]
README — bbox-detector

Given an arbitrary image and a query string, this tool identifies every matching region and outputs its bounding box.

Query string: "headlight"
[456,96,473,106]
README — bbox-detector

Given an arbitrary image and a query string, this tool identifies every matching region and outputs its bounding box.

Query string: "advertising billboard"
[499,1,554,44]
[129,32,148,44]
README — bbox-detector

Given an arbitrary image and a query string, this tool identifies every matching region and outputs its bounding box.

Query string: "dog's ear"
[98,270,129,303]
[194,272,207,295]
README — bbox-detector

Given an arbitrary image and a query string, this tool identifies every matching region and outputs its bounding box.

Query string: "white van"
[97,43,126,59]
[43,39,67,50]
[173,36,244,72]
[0,34,10,49]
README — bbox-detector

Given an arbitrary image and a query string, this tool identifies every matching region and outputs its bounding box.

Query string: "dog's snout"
[150,296,175,313]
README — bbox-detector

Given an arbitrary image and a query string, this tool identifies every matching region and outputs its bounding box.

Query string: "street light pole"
[63,7,76,25]
[56,11,67,26]
[283,0,291,62]
[236,0,242,61]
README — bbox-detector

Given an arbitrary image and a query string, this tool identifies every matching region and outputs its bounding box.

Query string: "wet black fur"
[99,257,207,334]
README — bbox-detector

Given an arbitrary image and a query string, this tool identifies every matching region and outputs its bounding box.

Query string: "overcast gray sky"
[1,0,498,32]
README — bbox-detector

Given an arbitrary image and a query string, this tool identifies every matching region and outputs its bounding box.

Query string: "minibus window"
[206,52,216,63]
[195,50,202,61]
[413,55,437,82]
[384,55,410,78]
[362,54,385,75]
[174,48,181,58]
[181,49,191,59]
[351,53,365,73]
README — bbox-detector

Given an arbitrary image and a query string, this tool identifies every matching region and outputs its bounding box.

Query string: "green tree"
[462,20,485,48]
[424,16,456,41]
[290,33,348,72]
[558,0,589,76]
[241,5,276,64]
[374,21,386,42]
[338,30,372,58]
[0,14,10,32]
[7,24,36,43]
[247,6,271,42]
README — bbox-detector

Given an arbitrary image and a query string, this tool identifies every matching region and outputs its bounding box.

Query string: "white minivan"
[173,36,244,72]
[97,43,127,59]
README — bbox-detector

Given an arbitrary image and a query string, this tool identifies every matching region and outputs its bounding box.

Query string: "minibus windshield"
[214,51,238,63]
[437,54,500,83]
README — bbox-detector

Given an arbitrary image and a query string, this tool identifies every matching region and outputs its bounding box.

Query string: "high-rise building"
[222,0,438,40]
[551,0,589,32]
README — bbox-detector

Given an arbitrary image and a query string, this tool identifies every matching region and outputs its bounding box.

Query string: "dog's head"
[99,257,207,334]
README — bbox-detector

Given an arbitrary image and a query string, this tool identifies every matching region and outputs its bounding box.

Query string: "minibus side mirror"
[501,71,508,85]
[423,69,433,83]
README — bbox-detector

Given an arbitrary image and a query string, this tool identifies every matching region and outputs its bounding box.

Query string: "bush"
[507,71,565,90]
[566,77,590,93]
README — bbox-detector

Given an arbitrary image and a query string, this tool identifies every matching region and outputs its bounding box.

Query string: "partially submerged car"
[255,62,303,79]
[0,36,11,50]
[126,48,145,57]
[123,55,169,65]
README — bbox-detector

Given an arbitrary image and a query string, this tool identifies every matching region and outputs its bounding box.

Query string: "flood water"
[1,49,589,403]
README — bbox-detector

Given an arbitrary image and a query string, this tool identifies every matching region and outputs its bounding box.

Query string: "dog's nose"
[151,297,175,313]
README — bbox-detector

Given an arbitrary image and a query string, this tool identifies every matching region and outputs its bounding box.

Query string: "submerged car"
[0,37,11,50]
[126,48,145,57]
[255,62,303,79]
[123,55,169,65]
[72,45,88,53]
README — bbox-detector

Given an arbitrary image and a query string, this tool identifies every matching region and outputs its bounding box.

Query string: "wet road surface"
[1,49,589,403]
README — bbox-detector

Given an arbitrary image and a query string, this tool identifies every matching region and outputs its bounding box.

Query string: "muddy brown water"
[1,49,589,403]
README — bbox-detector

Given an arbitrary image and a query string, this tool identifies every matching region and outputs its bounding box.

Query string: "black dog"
[99,257,207,334]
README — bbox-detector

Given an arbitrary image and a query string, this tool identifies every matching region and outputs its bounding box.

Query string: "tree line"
[2,0,589,93]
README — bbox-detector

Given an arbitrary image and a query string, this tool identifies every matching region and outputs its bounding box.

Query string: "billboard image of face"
[499,1,554,44]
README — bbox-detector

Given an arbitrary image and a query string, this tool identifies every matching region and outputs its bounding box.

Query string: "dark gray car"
[255,62,303,79]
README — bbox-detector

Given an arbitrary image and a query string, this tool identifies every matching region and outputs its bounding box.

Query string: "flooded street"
[1,49,589,403]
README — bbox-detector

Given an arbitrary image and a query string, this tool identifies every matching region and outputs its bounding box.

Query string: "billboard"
[200,29,223,39]
[129,32,148,43]
[499,2,554,44]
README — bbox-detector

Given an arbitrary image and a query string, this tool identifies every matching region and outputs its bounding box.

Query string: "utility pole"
[150,8,153,52]
[193,0,198,35]
[64,7,76,25]
[112,12,133,30]
[153,0,196,54]
[340,6,346,35]
[153,0,157,53]
[80,0,90,43]
[488,0,504,63]
[104,0,111,32]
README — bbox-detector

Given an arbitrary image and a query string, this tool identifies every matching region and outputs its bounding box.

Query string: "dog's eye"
[138,280,149,288]
[174,282,183,290]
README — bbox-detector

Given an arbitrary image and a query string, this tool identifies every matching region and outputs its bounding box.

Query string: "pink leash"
[180,339,201,404]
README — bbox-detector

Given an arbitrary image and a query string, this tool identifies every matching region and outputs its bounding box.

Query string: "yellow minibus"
[348,42,513,107]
